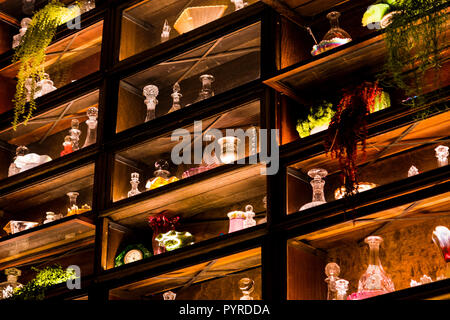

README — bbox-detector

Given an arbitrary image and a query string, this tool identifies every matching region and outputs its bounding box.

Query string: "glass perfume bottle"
[163,291,176,300]
[82,106,98,148]
[43,211,63,224]
[143,84,159,122]
[311,11,352,56]
[435,145,449,167]
[60,136,73,157]
[69,119,81,151]
[243,205,256,229]
[8,146,29,177]
[299,168,327,211]
[127,172,141,198]
[67,191,79,216]
[196,74,214,102]
[324,262,340,300]
[217,136,240,164]
[161,19,171,42]
[356,236,394,298]
[0,268,23,300]
[231,0,247,11]
[12,18,32,49]
[335,279,349,300]
[145,160,179,190]
[239,278,255,300]
[169,82,182,113]
[34,73,56,98]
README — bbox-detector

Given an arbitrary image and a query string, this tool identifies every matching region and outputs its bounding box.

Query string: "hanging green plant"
[12,0,80,130]
[9,265,76,300]
[296,101,335,139]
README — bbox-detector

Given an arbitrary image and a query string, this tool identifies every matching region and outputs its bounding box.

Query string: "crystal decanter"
[311,11,352,56]
[324,262,340,300]
[163,291,176,300]
[299,168,327,211]
[69,119,82,151]
[145,160,179,190]
[12,18,32,49]
[352,236,394,299]
[435,145,449,167]
[335,279,349,300]
[239,278,255,300]
[66,192,91,216]
[196,74,214,102]
[34,73,56,98]
[143,84,159,122]
[231,0,247,11]
[127,172,141,198]
[60,136,73,157]
[169,82,182,113]
[243,205,256,229]
[8,146,29,177]
[82,106,98,148]
[0,268,23,300]
[161,19,171,42]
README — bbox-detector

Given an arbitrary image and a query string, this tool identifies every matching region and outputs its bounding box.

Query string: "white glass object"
[34,73,57,98]
[217,136,240,164]
[243,205,256,229]
[231,0,247,11]
[435,145,449,167]
[12,18,32,49]
[0,268,23,300]
[69,119,81,151]
[239,278,254,300]
[3,220,38,234]
[169,82,182,113]
[311,11,352,56]
[43,211,63,224]
[163,291,176,300]
[325,262,340,300]
[408,165,419,177]
[197,74,214,101]
[8,146,29,177]
[14,152,52,173]
[161,19,171,42]
[335,279,349,300]
[143,85,159,122]
[82,106,98,148]
[127,172,141,198]
[300,169,327,211]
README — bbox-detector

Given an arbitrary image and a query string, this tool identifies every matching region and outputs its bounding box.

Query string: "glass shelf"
[109,247,261,300]
[119,0,259,60]
[116,22,261,133]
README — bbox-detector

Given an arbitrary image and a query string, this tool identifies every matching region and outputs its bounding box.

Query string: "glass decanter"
[231,0,247,11]
[60,136,73,157]
[8,146,29,177]
[163,291,176,300]
[161,19,171,43]
[299,168,327,211]
[0,268,23,300]
[66,192,91,216]
[435,145,449,167]
[196,74,214,102]
[34,73,56,98]
[311,11,352,56]
[69,119,81,151]
[12,18,32,49]
[243,205,256,229]
[239,278,254,300]
[217,136,240,164]
[82,106,98,148]
[356,236,395,299]
[169,82,182,113]
[335,279,349,300]
[145,160,179,190]
[324,262,340,300]
[143,84,159,122]
[127,172,141,198]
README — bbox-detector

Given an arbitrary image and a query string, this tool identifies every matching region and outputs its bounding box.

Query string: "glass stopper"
[239,278,254,300]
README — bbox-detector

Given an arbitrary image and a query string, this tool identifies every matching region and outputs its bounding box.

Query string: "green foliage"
[296,101,335,138]
[10,265,76,301]
[12,0,79,130]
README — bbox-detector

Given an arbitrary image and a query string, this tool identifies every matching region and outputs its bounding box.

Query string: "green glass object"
[155,230,195,251]
[114,244,152,267]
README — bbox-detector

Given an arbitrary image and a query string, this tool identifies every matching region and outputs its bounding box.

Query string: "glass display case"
[109,247,261,300]
[0,90,99,181]
[119,0,259,60]
[116,22,260,133]
[287,192,450,300]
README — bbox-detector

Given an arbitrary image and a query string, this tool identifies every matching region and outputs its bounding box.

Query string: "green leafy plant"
[12,0,79,130]
[296,101,335,139]
[10,265,76,300]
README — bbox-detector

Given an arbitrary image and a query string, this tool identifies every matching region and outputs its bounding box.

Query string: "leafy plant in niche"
[296,101,335,139]
[12,0,79,130]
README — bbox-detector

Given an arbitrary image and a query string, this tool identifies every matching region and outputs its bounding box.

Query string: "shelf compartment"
[117,22,261,133]
[109,247,261,300]
[119,0,260,61]
[288,191,450,300]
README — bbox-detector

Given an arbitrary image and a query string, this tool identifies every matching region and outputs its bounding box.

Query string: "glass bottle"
[335,279,349,300]
[8,146,29,177]
[435,145,449,167]
[34,73,56,98]
[0,268,23,300]
[196,74,214,102]
[163,291,176,300]
[217,136,240,164]
[127,172,141,198]
[324,262,340,300]
[169,82,182,113]
[299,168,327,211]
[67,192,80,216]
[82,106,98,148]
[69,119,81,151]
[357,236,395,298]
[231,0,247,11]
[161,19,171,43]
[145,160,179,190]
[239,278,255,300]
[143,84,159,122]
[12,18,32,49]
[43,211,62,224]
[243,205,256,229]
[311,11,352,56]
[408,165,419,177]
[60,136,73,157]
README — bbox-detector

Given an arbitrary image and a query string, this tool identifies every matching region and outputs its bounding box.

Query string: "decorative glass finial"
[128,172,141,198]
[243,205,256,228]
[143,85,159,122]
[82,106,98,148]
[161,19,171,42]
[239,278,254,300]
[163,291,176,300]
[299,168,327,211]
[325,262,340,300]
[8,146,29,177]
[408,165,419,177]
[435,145,449,167]
[169,82,182,113]
[69,119,81,151]
[197,74,214,102]
[335,279,349,300]
[231,0,247,11]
